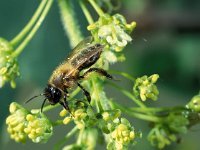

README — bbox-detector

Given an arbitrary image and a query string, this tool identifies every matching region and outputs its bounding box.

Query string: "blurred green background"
[0,0,200,150]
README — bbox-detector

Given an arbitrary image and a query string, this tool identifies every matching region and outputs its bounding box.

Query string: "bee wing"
[65,44,104,76]
[69,36,93,56]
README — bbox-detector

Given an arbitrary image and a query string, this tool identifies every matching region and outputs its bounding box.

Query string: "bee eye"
[96,43,101,47]
[44,85,62,104]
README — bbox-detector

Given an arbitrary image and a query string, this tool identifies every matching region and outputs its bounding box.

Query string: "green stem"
[53,126,78,150]
[57,0,83,48]
[109,70,135,82]
[10,0,48,47]
[11,0,54,58]
[79,0,94,24]
[111,100,162,122]
[131,106,187,113]
[77,128,84,145]
[92,78,104,112]
[52,120,63,126]
[88,0,104,16]
[108,81,146,108]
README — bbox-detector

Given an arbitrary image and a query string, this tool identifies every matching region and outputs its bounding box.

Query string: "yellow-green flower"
[24,114,53,143]
[6,102,28,143]
[186,94,200,112]
[88,14,136,63]
[59,103,88,129]
[133,74,159,101]
[148,125,177,149]
[111,118,135,150]
[0,37,19,88]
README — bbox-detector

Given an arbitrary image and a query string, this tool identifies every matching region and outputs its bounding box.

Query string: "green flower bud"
[6,102,28,143]
[63,144,85,150]
[88,14,136,63]
[63,116,72,125]
[166,113,189,133]
[102,109,121,122]
[59,105,88,129]
[0,37,19,88]
[24,114,53,143]
[111,118,135,149]
[133,74,159,101]
[148,125,177,149]
[186,94,200,112]
[81,128,98,150]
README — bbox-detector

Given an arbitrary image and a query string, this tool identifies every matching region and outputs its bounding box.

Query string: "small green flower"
[88,14,136,63]
[148,125,177,149]
[111,118,135,150]
[59,102,88,129]
[6,102,28,143]
[0,37,19,88]
[24,113,53,143]
[133,74,159,101]
[166,113,189,133]
[81,128,98,150]
[186,94,200,112]
[102,109,121,122]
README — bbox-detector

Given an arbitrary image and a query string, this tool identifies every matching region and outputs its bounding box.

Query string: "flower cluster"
[88,14,136,63]
[133,74,159,101]
[148,112,189,149]
[6,102,53,143]
[108,118,135,150]
[6,102,28,143]
[99,109,121,134]
[0,38,19,88]
[148,125,177,149]
[186,94,200,112]
[24,114,53,143]
[60,101,88,129]
[98,109,135,150]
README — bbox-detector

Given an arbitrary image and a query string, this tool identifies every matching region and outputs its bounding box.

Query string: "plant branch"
[11,0,54,58]
[108,81,146,108]
[53,126,78,150]
[88,0,104,16]
[10,0,48,47]
[110,100,162,123]
[57,0,83,48]
[79,0,94,24]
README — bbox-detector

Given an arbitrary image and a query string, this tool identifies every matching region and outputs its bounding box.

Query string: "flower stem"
[53,126,78,150]
[130,106,187,114]
[79,0,94,24]
[111,100,162,122]
[11,0,54,58]
[108,81,146,108]
[92,78,104,112]
[10,0,48,47]
[57,0,83,48]
[109,70,135,82]
[88,0,104,16]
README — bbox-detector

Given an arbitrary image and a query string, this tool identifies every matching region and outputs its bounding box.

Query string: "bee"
[26,37,113,112]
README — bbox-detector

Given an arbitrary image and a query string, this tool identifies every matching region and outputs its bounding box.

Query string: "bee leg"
[77,82,91,103]
[60,94,72,115]
[79,68,113,80]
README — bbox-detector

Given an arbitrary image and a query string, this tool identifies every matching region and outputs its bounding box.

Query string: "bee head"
[44,84,62,105]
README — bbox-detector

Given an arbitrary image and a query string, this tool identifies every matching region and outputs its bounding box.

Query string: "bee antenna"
[40,98,47,113]
[25,93,44,104]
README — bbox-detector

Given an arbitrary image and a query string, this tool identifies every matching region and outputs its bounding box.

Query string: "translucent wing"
[63,36,104,76]
[69,36,93,56]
